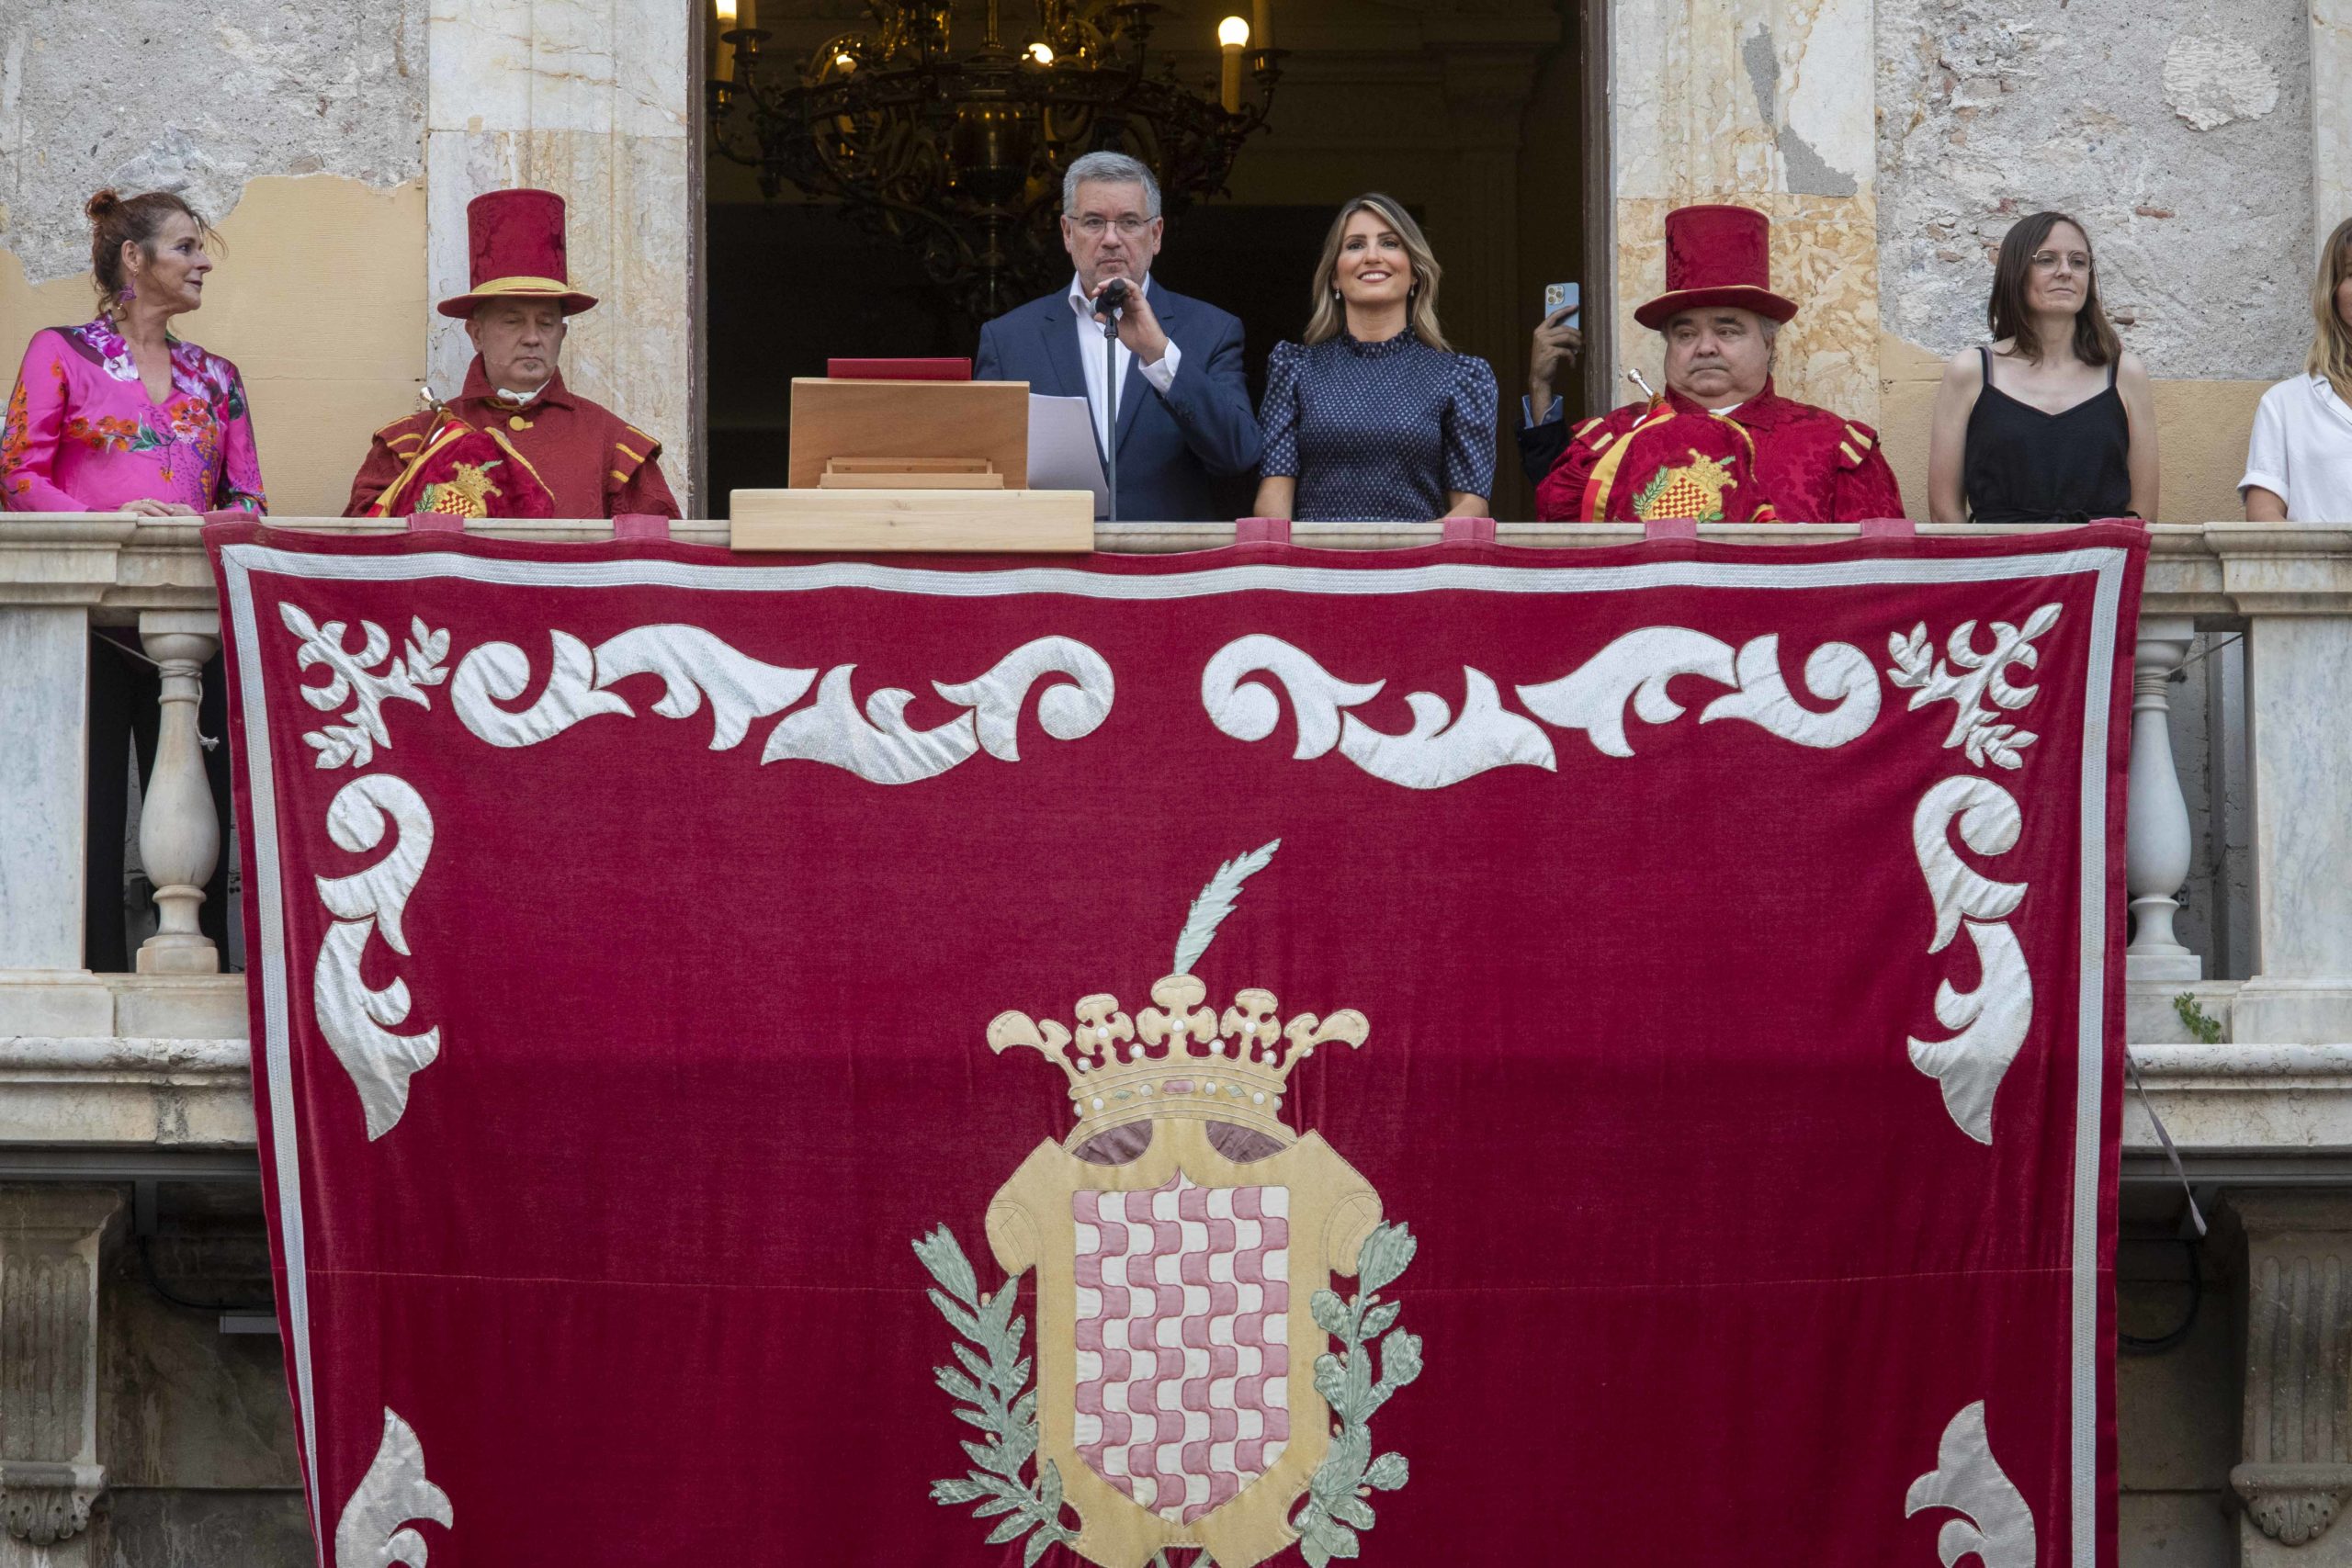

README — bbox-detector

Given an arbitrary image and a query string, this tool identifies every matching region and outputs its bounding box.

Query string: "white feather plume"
[1171,839,1280,976]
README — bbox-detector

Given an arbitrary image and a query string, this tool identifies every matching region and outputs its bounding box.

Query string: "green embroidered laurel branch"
[914,1225,1078,1567]
[1293,1222,1421,1565]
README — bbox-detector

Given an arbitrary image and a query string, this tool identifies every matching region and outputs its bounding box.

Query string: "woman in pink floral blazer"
[2,188,266,514]
[4,187,256,972]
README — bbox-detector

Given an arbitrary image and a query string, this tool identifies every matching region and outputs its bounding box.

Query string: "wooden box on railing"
[730,377,1090,552]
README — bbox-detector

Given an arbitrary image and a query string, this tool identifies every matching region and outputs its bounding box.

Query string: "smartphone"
[1543,281,1580,327]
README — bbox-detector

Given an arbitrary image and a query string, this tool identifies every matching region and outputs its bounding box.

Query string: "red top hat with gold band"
[435,189,599,319]
[1633,204,1798,330]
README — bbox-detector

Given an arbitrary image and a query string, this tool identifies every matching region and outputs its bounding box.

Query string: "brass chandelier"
[707,1,1286,320]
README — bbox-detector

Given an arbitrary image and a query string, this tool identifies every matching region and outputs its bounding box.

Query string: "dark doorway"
[699,1,1592,522]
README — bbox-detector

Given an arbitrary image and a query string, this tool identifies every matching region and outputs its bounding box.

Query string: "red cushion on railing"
[1442,516,1497,545]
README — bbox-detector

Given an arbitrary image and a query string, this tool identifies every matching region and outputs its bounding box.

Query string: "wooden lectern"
[729,378,1093,552]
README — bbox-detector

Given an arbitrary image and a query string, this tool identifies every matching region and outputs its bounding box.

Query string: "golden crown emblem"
[988,840,1368,1145]
[989,973,1367,1145]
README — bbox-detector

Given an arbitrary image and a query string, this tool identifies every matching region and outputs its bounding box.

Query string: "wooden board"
[728,489,1094,552]
[787,378,1030,490]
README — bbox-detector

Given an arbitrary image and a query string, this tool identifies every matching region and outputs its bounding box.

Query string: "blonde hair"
[1301,193,1451,352]
[2307,216,2352,405]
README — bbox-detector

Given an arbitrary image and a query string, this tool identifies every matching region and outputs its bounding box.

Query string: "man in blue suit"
[976,152,1261,522]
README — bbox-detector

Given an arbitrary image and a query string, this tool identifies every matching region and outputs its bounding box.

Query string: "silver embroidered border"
[219,541,2129,1565]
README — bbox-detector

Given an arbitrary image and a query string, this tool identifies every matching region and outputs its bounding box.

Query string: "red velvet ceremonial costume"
[209,522,2141,1566]
[345,361,674,520]
[345,188,676,520]
[1539,382,1904,523]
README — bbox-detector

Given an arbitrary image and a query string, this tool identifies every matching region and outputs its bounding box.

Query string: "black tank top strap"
[2106,356,2117,389]
[1962,345,2133,524]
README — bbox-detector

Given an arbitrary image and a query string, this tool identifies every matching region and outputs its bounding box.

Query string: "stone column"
[425,0,696,512]
[132,613,220,977]
[2238,610,2352,1042]
[2312,0,2352,265]
[0,519,130,977]
[2125,615,2200,979]
[2232,1192,2352,1562]
[0,612,90,975]
[0,1189,121,1553]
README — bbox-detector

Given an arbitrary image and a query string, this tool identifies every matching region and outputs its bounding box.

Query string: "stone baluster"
[0,1188,120,1549]
[2232,1192,2352,1562]
[2125,614,2199,980]
[134,611,220,976]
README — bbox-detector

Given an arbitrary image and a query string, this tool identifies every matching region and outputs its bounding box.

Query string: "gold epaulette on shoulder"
[1838,422,1877,468]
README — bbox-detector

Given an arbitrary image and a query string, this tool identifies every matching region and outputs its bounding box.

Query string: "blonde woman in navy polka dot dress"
[1252,193,1498,523]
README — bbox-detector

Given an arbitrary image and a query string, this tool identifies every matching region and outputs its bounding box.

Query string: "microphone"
[1095,278,1130,332]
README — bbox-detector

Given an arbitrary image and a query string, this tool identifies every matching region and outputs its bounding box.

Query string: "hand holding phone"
[1531,283,1584,412]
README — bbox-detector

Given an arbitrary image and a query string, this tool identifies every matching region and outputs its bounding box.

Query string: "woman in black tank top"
[1927,210,2159,523]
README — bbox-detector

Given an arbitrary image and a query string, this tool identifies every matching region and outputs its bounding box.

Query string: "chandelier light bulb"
[1217,15,1250,47]
[714,0,736,23]
[1027,41,1055,63]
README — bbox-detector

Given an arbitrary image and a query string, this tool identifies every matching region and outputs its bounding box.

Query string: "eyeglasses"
[2030,251,2092,272]
[1072,215,1152,238]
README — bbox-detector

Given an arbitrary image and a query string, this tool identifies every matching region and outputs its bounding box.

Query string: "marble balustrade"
[2,516,2346,1146]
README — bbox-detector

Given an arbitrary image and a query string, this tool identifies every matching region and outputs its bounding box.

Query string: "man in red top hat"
[345,189,679,520]
[1532,205,1904,523]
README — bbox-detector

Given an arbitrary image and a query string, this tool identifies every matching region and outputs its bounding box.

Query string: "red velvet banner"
[209,523,2143,1568]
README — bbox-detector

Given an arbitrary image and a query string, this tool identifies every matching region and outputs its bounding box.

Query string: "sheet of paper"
[1028,394,1109,519]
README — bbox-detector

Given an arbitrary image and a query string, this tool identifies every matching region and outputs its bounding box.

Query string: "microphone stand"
[1101,311,1122,525]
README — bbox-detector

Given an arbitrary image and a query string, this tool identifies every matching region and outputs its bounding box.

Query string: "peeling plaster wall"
[0,0,424,284]
[1876,0,2312,380]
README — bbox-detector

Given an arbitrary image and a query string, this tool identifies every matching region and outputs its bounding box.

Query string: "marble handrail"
[0,515,2346,612]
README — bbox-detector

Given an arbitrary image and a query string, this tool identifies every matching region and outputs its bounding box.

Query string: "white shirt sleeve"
[1138,337,1182,393]
[2239,381,2291,504]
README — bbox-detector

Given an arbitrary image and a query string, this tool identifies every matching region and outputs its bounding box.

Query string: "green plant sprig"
[915,1225,1079,1568]
[1291,1222,1421,1565]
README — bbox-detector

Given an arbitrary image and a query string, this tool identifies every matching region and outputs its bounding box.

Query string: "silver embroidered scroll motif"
[313,775,440,1140]
[1906,776,2033,1144]
[1905,1401,2036,1568]
[335,1407,452,1568]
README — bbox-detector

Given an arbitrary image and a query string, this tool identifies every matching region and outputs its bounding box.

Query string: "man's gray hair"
[1062,152,1162,220]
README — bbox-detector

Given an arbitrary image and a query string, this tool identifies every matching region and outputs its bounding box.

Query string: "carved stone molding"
[2233,1462,2352,1548]
[0,1460,104,1547]
[0,1187,121,1546]
[2233,1192,2352,1558]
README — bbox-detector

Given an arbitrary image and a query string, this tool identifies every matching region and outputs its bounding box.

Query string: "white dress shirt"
[1068,274,1180,454]
[2240,373,2352,521]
